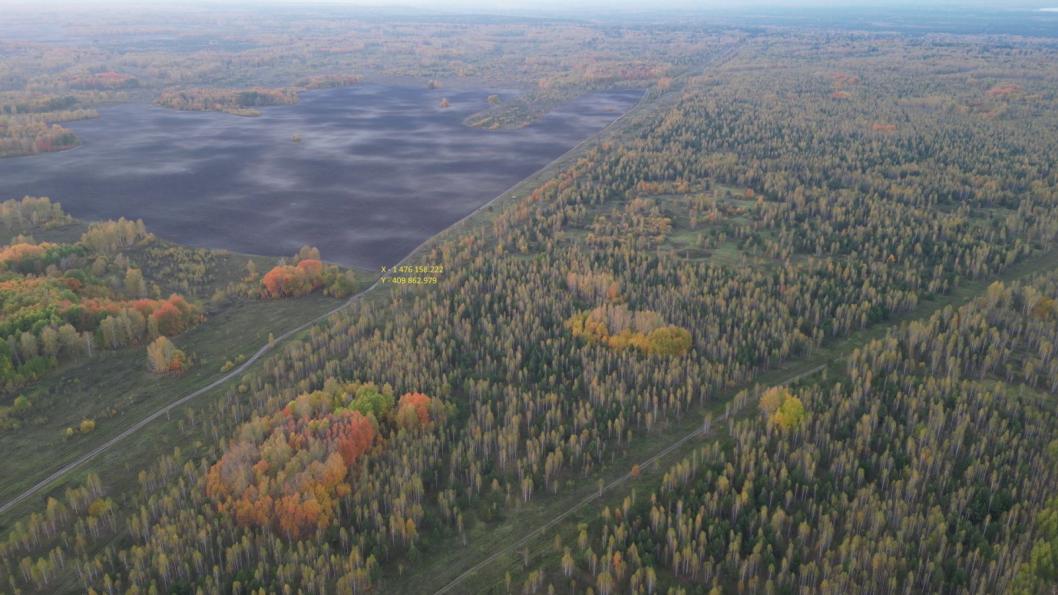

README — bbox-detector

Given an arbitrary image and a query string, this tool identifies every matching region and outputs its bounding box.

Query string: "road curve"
[0,95,648,517]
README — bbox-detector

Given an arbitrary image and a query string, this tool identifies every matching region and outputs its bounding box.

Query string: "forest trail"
[428,244,1058,594]
[432,363,825,594]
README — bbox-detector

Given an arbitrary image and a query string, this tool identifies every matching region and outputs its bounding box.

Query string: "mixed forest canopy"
[1,5,1058,595]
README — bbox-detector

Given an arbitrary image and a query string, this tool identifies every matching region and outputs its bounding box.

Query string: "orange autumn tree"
[261,259,325,298]
[206,389,377,540]
[130,294,201,336]
[396,392,433,429]
[0,242,55,267]
[260,253,357,299]
[0,241,81,274]
[205,383,441,541]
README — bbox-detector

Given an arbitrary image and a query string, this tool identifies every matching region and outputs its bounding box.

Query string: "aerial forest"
[1,12,1057,595]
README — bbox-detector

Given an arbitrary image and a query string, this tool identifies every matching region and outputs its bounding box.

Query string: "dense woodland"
[154,88,299,117]
[0,16,1057,595]
[154,75,361,116]
[534,271,1058,593]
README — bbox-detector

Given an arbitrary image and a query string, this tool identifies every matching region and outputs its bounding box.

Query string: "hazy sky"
[215,0,1056,7]
[3,0,1056,8]
[206,0,1058,17]
[2,0,1057,19]
[236,0,1055,7]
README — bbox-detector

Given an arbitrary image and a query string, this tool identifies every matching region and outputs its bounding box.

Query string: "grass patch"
[0,292,348,507]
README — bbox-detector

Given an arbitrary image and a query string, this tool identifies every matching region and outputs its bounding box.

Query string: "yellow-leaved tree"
[759,386,806,430]
[146,336,188,374]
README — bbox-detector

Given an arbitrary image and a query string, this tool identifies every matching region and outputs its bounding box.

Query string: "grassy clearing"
[0,224,375,530]
[565,183,765,269]
[0,220,88,246]
[0,292,349,508]
[0,208,377,517]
